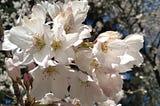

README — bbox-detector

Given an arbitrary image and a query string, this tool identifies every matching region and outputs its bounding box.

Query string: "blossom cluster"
[1,0,143,106]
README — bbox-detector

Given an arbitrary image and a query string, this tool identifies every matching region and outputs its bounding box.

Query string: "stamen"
[44,66,58,76]
[60,12,65,17]
[51,40,61,51]
[90,59,99,69]
[101,42,108,53]
[33,34,46,50]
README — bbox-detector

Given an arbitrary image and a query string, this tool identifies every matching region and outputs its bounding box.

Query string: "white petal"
[22,17,44,34]
[125,34,144,43]
[47,2,61,19]
[65,33,79,48]
[9,26,33,49]
[2,30,17,51]
[120,53,135,65]
[108,39,126,55]
[50,66,71,98]
[125,34,144,50]
[31,4,46,24]
[54,48,75,65]
[78,25,92,40]
[12,49,33,66]
[30,67,52,100]
[69,71,106,105]
[96,70,123,98]
[33,46,50,66]
[75,49,94,75]
[71,0,89,24]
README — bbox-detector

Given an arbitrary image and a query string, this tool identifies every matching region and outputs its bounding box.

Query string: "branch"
[12,80,25,106]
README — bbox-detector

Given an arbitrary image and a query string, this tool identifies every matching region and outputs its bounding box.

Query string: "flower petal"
[9,26,33,49]
[22,17,44,34]
[2,30,17,51]
[33,46,50,67]
[31,4,46,24]
[71,0,89,24]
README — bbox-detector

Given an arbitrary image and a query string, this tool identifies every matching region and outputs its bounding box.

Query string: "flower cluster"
[2,0,144,106]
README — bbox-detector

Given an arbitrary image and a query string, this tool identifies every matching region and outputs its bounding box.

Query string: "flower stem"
[12,79,25,106]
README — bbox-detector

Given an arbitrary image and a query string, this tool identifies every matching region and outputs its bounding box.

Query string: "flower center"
[33,34,46,50]
[90,59,99,69]
[60,12,65,17]
[101,41,108,53]
[44,66,58,76]
[46,66,55,73]
[51,40,61,51]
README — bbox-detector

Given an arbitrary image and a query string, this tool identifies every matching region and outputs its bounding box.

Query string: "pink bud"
[23,73,33,90]
[5,58,21,81]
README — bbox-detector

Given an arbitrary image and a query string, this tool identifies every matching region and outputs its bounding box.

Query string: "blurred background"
[0,0,160,105]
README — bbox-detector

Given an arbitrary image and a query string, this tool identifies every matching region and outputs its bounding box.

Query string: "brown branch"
[12,80,25,106]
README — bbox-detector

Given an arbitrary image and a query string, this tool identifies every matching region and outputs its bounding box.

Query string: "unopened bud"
[23,73,33,90]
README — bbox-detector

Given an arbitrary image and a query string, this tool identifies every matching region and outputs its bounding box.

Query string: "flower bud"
[5,58,21,82]
[23,73,33,90]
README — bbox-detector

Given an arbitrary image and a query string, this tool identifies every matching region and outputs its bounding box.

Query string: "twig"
[12,80,25,106]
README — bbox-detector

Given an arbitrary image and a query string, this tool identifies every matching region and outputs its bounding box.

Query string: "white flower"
[30,65,72,100]
[47,0,89,24]
[92,31,127,69]
[50,24,75,64]
[66,0,89,24]
[75,49,98,75]
[9,5,53,66]
[117,34,144,72]
[47,0,91,45]
[69,71,106,106]
[53,9,91,42]
[95,67,123,98]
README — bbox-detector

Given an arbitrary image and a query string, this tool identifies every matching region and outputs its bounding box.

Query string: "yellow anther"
[46,66,55,73]
[60,12,65,17]
[44,66,58,76]
[101,42,108,53]
[90,59,99,69]
[51,40,61,51]
[33,34,46,50]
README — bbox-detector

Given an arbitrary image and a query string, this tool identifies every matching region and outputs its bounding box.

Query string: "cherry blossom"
[30,65,72,100]
[2,0,144,105]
